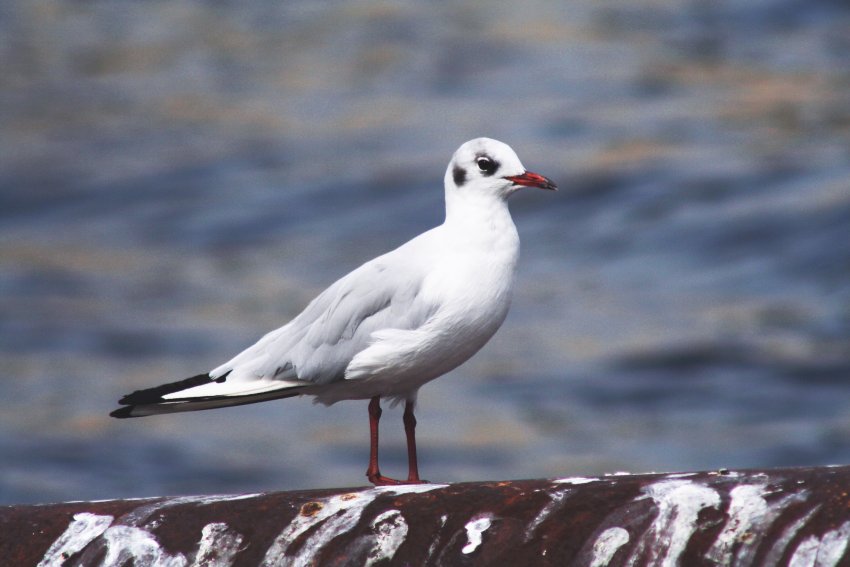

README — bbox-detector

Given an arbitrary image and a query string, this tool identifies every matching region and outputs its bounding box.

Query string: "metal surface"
[5,465,850,566]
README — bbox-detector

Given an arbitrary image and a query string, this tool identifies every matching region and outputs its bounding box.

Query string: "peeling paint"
[789,519,850,567]
[364,510,408,567]
[590,527,630,567]
[191,522,244,567]
[37,512,114,567]
[628,480,720,567]
[100,525,187,567]
[462,514,493,554]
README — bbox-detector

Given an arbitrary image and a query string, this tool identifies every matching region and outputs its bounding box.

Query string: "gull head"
[445,137,557,201]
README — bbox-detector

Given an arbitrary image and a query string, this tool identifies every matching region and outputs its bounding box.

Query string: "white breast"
[311,198,520,404]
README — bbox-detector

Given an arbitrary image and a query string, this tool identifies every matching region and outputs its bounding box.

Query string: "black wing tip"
[109,388,304,418]
[109,406,137,419]
[115,371,230,406]
[117,390,159,406]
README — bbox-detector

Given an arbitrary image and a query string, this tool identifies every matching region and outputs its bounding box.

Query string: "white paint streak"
[372,483,448,495]
[39,510,248,567]
[262,485,442,567]
[178,493,264,505]
[627,480,720,567]
[524,489,570,542]
[191,522,244,567]
[590,527,630,567]
[261,492,377,567]
[100,525,187,567]
[706,484,769,565]
[113,494,265,533]
[38,512,114,567]
[706,484,806,565]
[790,537,821,567]
[364,510,408,567]
[61,497,157,504]
[763,507,820,565]
[461,515,493,555]
[553,477,599,485]
[816,521,850,566]
[426,515,449,559]
[789,520,850,567]
[712,471,742,478]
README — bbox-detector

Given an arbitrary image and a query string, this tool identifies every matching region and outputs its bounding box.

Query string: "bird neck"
[443,190,517,246]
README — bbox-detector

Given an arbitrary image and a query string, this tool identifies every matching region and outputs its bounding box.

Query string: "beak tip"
[506,171,557,191]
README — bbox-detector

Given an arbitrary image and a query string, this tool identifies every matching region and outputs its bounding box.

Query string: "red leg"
[403,400,423,483]
[366,397,403,486]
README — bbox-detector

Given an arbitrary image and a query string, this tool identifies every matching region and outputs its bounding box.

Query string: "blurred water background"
[2,0,850,505]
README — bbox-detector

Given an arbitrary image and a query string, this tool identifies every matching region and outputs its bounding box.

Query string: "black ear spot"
[476,156,499,176]
[453,165,467,187]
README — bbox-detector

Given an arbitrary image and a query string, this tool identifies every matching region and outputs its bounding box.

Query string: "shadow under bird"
[111,137,556,485]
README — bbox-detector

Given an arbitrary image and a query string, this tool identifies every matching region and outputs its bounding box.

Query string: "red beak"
[504,170,557,191]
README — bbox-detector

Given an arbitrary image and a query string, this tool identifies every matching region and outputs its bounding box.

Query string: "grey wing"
[208,254,435,388]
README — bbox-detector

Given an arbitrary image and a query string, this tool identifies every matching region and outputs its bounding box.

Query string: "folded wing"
[111,248,437,417]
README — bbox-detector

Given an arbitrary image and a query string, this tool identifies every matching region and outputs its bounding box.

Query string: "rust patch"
[300,501,324,517]
[340,493,359,501]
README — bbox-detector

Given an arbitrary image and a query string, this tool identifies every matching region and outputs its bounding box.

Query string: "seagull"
[111,137,556,485]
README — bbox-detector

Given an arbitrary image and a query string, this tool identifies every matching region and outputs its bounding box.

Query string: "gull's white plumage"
[209,172,518,405]
[112,137,555,483]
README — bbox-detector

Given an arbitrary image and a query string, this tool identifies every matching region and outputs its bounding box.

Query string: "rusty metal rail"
[4,465,850,566]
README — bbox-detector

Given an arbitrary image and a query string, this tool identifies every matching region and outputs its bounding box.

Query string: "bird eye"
[477,157,497,174]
